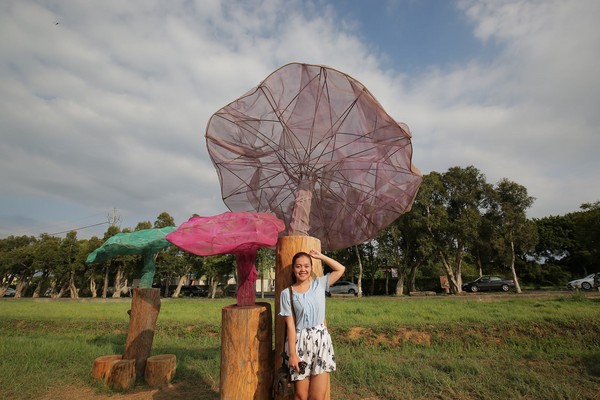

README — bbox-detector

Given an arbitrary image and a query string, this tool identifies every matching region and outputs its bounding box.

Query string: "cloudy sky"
[1,0,599,240]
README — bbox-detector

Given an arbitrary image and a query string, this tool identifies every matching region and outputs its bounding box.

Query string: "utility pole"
[107,208,121,228]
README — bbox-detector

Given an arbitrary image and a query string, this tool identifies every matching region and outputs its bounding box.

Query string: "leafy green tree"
[533,214,578,281]
[83,236,103,297]
[572,201,600,275]
[203,254,235,298]
[471,211,497,277]
[355,240,380,295]
[377,197,434,295]
[135,221,153,230]
[100,225,120,298]
[154,212,175,228]
[34,234,63,298]
[487,179,537,293]
[58,231,81,298]
[256,247,276,298]
[533,215,573,262]
[150,211,182,295]
[0,235,36,297]
[155,247,189,297]
[420,167,491,293]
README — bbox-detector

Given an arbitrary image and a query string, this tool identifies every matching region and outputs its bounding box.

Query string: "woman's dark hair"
[291,252,312,283]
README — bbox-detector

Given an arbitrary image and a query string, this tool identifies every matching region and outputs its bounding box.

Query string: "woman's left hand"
[308,249,324,260]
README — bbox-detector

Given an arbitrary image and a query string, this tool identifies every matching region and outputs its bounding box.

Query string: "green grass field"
[1,292,599,399]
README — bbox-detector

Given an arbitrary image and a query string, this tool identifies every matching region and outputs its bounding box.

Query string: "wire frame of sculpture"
[206,63,422,250]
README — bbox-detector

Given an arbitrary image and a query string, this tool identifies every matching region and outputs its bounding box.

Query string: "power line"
[47,221,109,236]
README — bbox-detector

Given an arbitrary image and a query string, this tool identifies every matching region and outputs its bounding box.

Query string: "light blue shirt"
[280,274,330,332]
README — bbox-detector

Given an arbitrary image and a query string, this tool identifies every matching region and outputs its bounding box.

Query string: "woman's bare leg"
[294,378,310,400]
[308,373,328,400]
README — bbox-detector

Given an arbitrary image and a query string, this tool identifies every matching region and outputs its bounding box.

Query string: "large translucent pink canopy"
[166,212,285,256]
[166,212,285,306]
[206,63,422,250]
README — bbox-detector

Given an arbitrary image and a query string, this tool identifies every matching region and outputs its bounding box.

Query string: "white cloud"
[404,0,600,216]
[0,0,598,239]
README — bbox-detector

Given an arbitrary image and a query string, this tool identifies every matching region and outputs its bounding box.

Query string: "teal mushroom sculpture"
[85,226,176,287]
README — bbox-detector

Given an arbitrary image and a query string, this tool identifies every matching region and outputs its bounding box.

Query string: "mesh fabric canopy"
[85,227,176,264]
[166,212,284,257]
[206,63,422,250]
[166,212,285,306]
[85,226,176,288]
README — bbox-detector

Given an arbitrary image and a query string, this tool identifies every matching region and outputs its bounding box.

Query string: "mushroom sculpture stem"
[140,251,158,288]
[235,252,259,306]
[289,180,314,236]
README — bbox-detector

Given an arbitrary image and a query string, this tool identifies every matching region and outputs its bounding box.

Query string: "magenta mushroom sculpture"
[166,211,285,306]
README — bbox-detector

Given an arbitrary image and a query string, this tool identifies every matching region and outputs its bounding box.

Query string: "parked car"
[461,276,515,293]
[180,285,209,297]
[327,281,359,296]
[566,273,599,290]
[3,287,16,297]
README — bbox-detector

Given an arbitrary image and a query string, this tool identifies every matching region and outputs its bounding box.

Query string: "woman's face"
[293,255,312,283]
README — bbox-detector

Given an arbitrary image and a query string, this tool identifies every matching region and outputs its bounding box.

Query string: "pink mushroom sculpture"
[206,63,422,251]
[166,211,285,306]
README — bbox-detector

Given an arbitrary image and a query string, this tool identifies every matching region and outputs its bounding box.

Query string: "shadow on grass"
[151,381,219,400]
[582,352,600,377]
[151,345,221,400]
[86,334,221,399]
[88,333,128,353]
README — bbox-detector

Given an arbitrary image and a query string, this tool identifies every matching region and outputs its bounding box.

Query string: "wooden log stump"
[274,235,330,400]
[105,359,136,391]
[220,302,272,400]
[123,288,161,381]
[145,354,177,387]
[92,354,122,381]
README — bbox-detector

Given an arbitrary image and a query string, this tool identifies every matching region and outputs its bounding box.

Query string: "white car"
[327,281,359,296]
[3,287,16,297]
[566,274,598,290]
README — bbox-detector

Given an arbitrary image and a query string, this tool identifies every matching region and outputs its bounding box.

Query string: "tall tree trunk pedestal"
[220,302,272,400]
[123,288,161,381]
[274,235,330,400]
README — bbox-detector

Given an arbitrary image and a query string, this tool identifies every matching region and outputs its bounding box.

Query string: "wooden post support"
[123,288,161,381]
[274,235,330,400]
[145,354,177,387]
[92,354,122,381]
[220,302,273,400]
[105,359,136,391]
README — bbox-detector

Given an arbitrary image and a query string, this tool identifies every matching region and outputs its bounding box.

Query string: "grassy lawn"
[1,292,599,399]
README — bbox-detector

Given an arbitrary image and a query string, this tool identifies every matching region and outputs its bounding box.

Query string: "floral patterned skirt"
[286,324,336,381]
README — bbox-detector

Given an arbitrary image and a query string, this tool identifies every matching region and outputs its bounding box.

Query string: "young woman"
[279,249,346,400]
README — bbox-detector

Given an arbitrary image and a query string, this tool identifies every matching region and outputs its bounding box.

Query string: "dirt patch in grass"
[40,381,218,400]
[343,326,432,347]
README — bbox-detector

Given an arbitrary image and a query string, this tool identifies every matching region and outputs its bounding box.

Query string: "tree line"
[1,166,598,298]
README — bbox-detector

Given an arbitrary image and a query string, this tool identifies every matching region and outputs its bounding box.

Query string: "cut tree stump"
[105,359,136,391]
[123,287,161,381]
[274,235,330,400]
[220,302,272,400]
[145,354,177,387]
[92,355,122,381]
